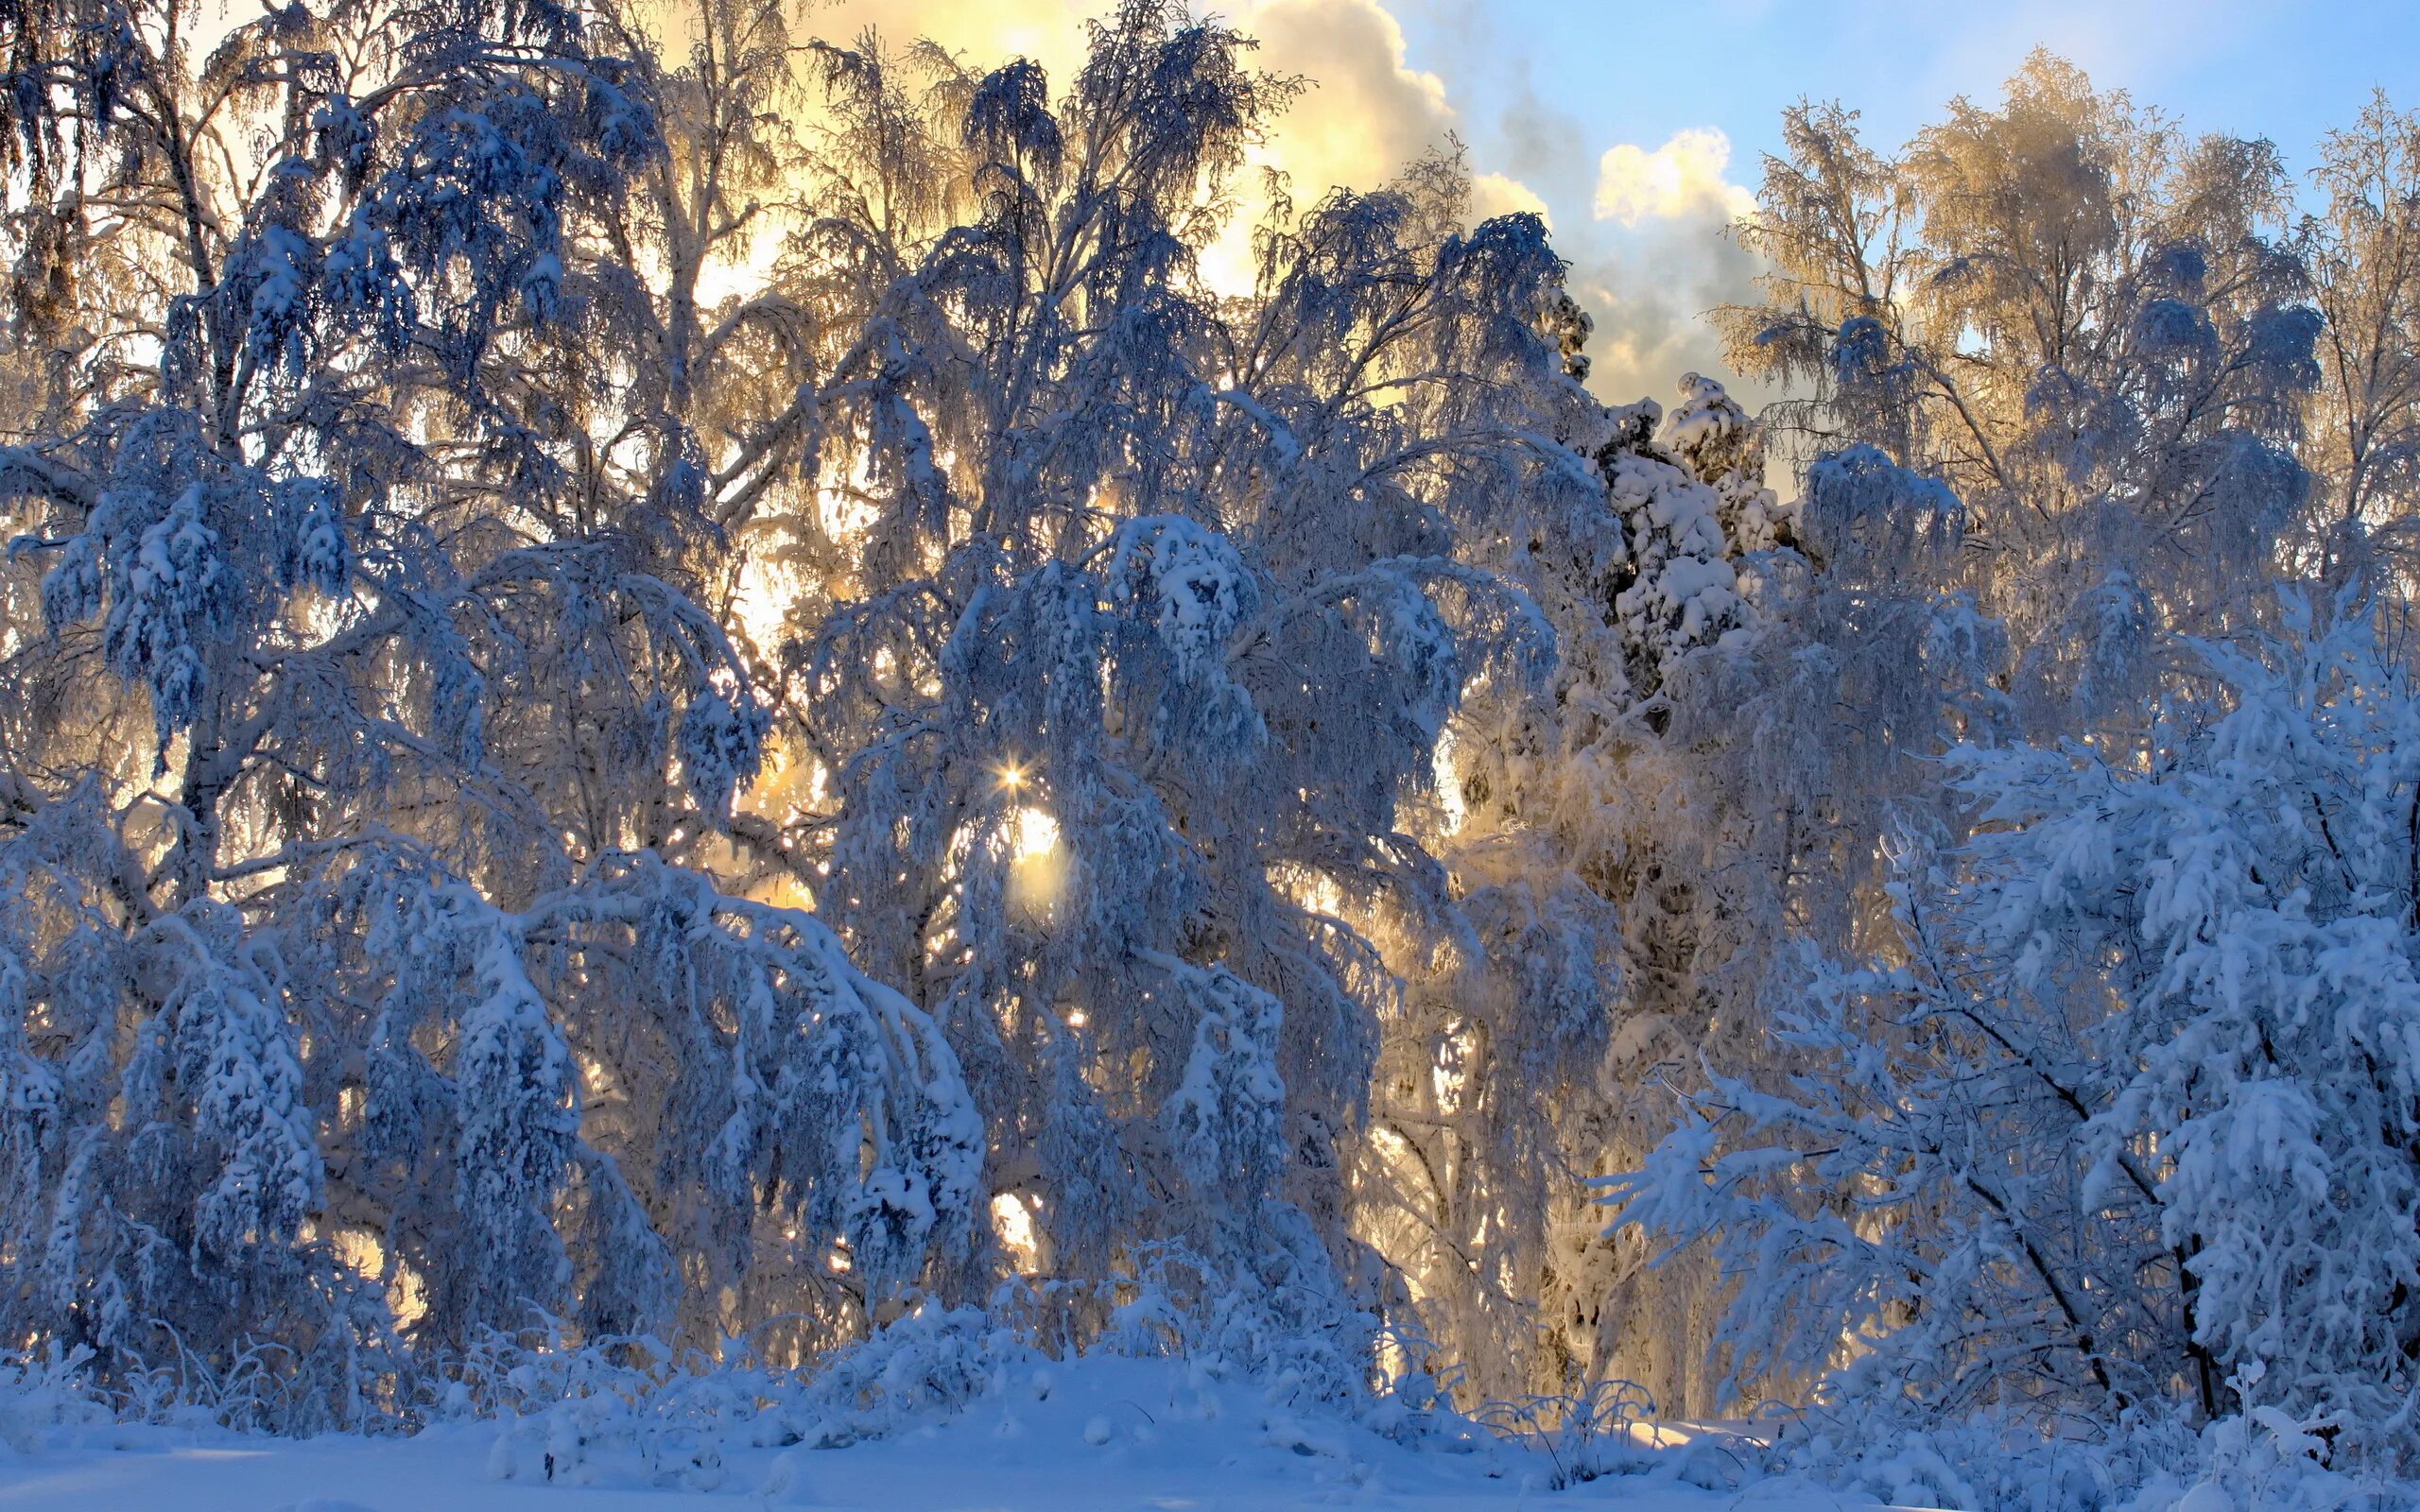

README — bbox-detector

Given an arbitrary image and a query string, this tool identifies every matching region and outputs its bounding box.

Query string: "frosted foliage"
[448,899,579,1332]
[1561,54,2420,1469]
[1111,516,1260,681]
[1538,372,1799,720]
[1604,450,1743,668]
[1659,373,1796,553]
[100,485,232,747]
[0,945,49,1269]
[1108,515,1267,760]
[157,909,323,1259]
[1800,443,1963,577]
[1605,593,2420,1462]
[790,1304,1028,1446]
[355,853,984,1349]
[678,691,772,824]
[1158,960,1288,1223]
[0,796,362,1414]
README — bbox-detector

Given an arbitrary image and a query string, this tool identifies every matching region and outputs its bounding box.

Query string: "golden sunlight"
[990,1193,1041,1273]
[1008,803,1065,917]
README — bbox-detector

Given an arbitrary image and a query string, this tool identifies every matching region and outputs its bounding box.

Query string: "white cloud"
[1470,171,1551,228]
[808,0,1089,75]
[1593,129,1758,226]
[1242,0,1457,200]
[1547,127,1768,407]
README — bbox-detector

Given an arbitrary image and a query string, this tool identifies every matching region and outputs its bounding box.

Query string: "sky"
[1385,0,2420,196]
[1364,0,2420,401]
[840,0,2420,404]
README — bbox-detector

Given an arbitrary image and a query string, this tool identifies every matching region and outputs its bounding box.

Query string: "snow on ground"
[0,1355,1895,1511]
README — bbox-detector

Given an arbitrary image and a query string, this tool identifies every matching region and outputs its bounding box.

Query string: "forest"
[0,0,2415,1506]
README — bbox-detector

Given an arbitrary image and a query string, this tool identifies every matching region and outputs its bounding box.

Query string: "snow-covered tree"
[1606,588,2420,1464]
[0,0,976,1418]
[1720,55,2319,733]
[717,13,1602,1389]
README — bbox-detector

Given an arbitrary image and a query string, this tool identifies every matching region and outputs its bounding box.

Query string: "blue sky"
[1387,0,2420,211]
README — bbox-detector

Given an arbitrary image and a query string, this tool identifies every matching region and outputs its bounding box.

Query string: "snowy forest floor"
[0,1355,1910,1511]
